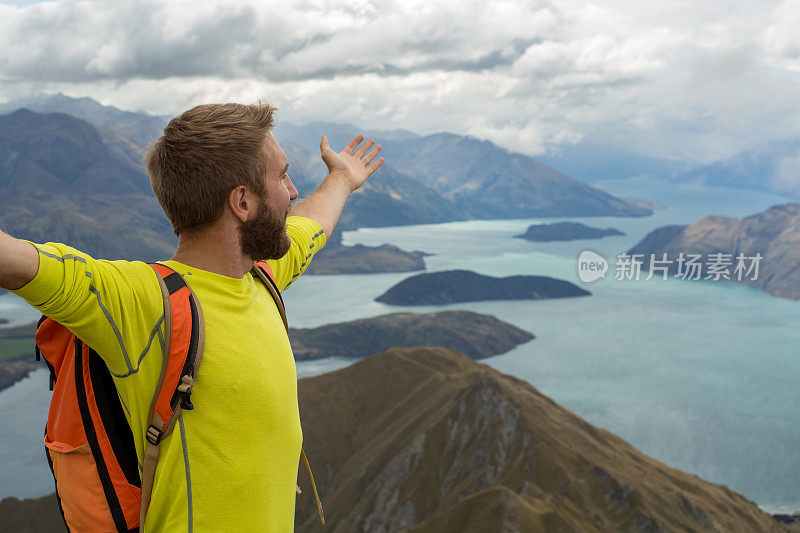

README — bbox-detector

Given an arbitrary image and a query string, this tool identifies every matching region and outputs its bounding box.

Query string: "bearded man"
[0,102,383,531]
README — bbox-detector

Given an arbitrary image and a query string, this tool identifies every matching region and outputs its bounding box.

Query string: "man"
[0,102,383,531]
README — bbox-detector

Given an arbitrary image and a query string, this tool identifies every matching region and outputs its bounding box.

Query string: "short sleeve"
[266,216,327,291]
[11,242,164,376]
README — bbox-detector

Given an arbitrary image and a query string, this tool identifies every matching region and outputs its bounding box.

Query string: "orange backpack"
[36,262,325,531]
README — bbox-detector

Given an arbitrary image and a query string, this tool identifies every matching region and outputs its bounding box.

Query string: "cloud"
[774,152,800,193]
[0,0,798,164]
[763,0,800,70]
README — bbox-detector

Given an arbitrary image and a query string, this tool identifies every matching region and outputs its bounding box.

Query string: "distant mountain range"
[0,93,169,148]
[275,121,652,218]
[0,109,176,260]
[676,140,800,199]
[629,202,800,300]
[0,94,653,265]
[0,109,149,195]
[536,136,694,183]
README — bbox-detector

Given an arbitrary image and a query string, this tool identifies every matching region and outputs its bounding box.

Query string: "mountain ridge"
[628,202,800,300]
[293,347,787,531]
[0,347,788,531]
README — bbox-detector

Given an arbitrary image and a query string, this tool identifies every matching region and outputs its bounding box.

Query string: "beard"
[239,198,291,261]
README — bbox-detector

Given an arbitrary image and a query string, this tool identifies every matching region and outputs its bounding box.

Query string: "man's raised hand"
[319,135,384,192]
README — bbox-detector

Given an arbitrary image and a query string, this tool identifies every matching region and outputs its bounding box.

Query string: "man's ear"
[228,186,251,223]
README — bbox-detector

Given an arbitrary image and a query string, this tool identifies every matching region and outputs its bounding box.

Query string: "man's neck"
[170,225,253,279]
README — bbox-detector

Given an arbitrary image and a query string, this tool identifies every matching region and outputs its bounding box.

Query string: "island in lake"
[375,270,590,305]
[515,221,624,242]
[306,242,429,275]
[290,310,533,360]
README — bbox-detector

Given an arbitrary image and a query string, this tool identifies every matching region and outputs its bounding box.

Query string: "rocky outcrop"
[515,221,624,242]
[289,310,533,360]
[628,203,800,300]
[375,270,590,305]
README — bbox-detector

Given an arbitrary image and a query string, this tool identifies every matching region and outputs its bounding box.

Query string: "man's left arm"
[289,135,384,240]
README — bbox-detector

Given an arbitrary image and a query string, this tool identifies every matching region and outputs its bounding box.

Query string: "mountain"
[0,100,464,241]
[376,270,590,305]
[628,203,800,300]
[360,133,652,218]
[0,348,789,531]
[292,347,787,531]
[280,139,463,230]
[289,311,534,360]
[3,95,653,228]
[0,109,440,263]
[677,139,800,199]
[282,139,462,229]
[537,136,694,183]
[0,93,168,147]
[515,221,624,242]
[0,109,151,195]
[0,110,177,260]
[274,122,654,219]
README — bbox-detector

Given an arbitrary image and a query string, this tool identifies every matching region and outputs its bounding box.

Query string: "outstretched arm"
[0,230,39,290]
[289,134,384,240]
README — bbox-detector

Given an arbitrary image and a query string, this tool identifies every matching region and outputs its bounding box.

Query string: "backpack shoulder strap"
[252,261,325,526]
[140,262,205,526]
[252,261,287,331]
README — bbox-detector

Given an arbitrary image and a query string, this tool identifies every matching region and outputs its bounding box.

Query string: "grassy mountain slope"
[294,347,787,532]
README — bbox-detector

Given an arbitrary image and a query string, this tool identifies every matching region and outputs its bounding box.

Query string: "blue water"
[1,177,798,513]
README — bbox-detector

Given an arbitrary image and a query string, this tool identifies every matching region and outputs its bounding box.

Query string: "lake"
[1,177,798,514]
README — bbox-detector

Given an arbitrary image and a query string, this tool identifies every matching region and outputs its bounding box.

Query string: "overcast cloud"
[0,0,798,164]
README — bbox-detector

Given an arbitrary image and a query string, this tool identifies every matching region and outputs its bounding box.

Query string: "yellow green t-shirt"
[12,216,326,532]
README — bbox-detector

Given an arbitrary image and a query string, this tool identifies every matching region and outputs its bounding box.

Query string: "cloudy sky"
[0,0,798,164]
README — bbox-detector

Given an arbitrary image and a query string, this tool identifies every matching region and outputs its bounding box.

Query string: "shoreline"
[0,320,40,393]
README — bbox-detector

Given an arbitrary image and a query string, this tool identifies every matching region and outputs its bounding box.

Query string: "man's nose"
[287,176,299,201]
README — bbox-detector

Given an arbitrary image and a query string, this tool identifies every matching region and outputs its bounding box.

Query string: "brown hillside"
[629,203,800,301]
[0,494,63,533]
[295,347,787,532]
